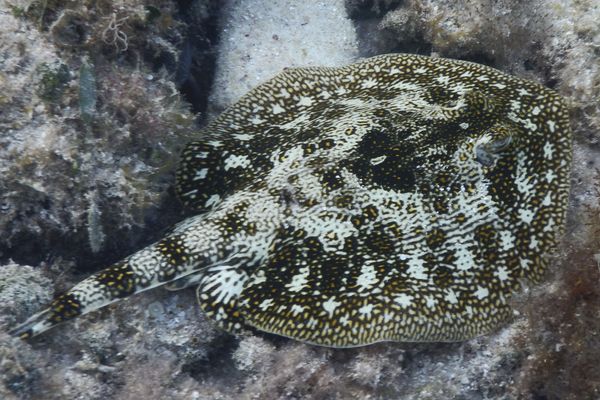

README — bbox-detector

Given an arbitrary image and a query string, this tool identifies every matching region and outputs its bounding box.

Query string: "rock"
[0,3,200,266]
[0,262,52,327]
[208,0,359,115]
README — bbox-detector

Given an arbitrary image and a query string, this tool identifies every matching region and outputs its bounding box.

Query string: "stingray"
[10,54,571,347]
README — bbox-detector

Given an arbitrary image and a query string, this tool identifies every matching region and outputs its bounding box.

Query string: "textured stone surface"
[209,0,358,115]
[0,1,205,266]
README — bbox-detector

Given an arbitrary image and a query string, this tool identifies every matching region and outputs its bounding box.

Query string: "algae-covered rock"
[0,262,52,328]
[0,3,203,265]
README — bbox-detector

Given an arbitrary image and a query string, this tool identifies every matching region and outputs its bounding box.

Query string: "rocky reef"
[1,0,599,399]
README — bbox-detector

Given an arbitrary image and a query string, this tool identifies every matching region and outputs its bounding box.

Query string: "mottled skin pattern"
[11,54,571,348]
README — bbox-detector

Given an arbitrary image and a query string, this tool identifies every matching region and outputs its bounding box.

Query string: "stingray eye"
[474,124,514,167]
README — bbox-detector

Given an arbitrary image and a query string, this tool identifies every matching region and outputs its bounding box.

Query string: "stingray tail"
[9,259,140,338]
[9,219,222,339]
[9,308,56,339]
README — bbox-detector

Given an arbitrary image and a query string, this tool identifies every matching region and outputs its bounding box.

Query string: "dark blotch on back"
[350,128,420,192]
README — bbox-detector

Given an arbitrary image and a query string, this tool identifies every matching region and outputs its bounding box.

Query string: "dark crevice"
[182,334,242,382]
[173,0,222,118]
[345,0,403,20]
[354,18,433,57]
[455,52,498,68]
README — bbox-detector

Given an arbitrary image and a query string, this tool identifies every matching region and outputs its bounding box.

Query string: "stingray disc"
[177,54,571,347]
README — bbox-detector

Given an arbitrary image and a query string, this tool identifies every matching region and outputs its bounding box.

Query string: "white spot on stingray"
[474,286,489,299]
[356,264,378,292]
[499,230,515,251]
[340,314,350,325]
[545,169,557,183]
[394,293,414,308]
[297,213,357,252]
[515,155,535,195]
[278,88,290,98]
[459,122,469,129]
[494,266,510,282]
[361,78,378,89]
[542,192,552,206]
[531,106,541,115]
[233,133,253,141]
[530,236,539,249]
[343,74,356,83]
[297,96,313,107]
[522,118,537,132]
[449,82,469,95]
[444,289,459,304]
[454,246,476,271]
[370,155,387,165]
[547,120,556,133]
[224,154,251,171]
[435,75,450,85]
[390,81,421,91]
[323,296,341,317]
[193,168,208,180]
[272,104,285,114]
[358,303,374,317]
[543,141,554,159]
[290,304,305,316]
[259,299,274,310]
[406,258,427,280]
[182,189,197,198]
[425,295,437,309]
[383,311,393,323]
[544,217,556,232]
[205,194,221,208]
[250,116,264,125]
[286,267,310,293]
[491,83,506,89]
[518,208,535,224]
[246,270,267,287]
[318,90,331,99]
